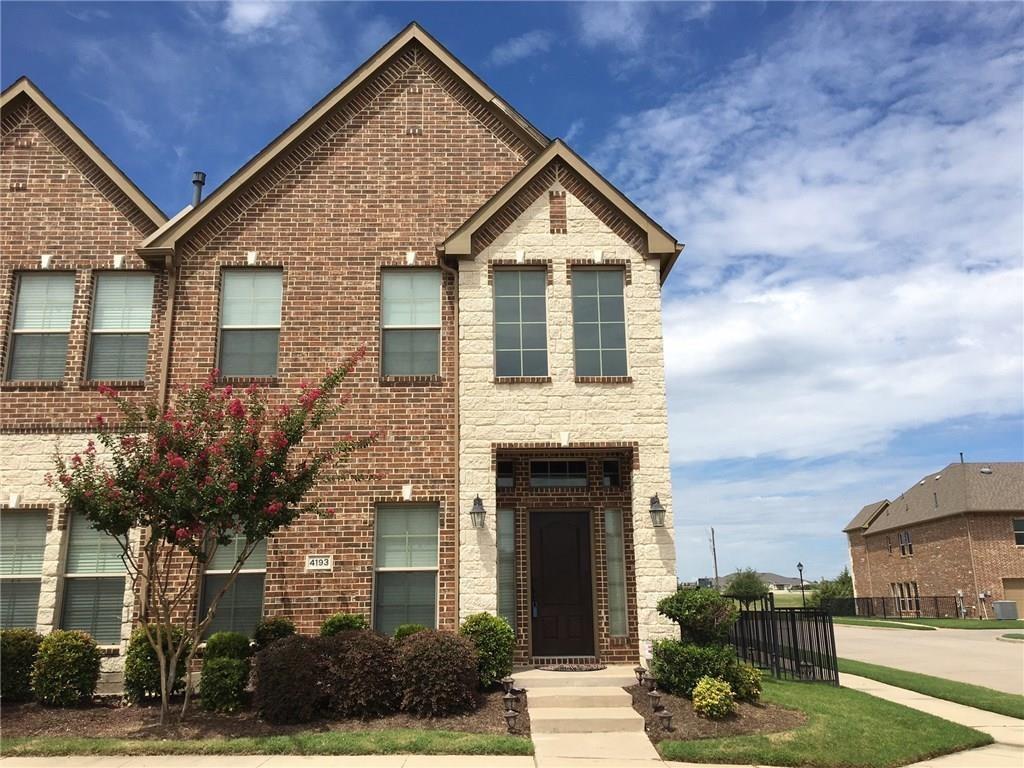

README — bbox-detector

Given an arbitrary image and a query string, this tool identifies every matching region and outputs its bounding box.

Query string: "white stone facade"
[0,432,134,661]
[457,183,678,657]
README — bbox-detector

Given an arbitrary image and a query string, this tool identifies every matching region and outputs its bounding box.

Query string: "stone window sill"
[216,376,280,387]
[0,380,65,391]
[78,380,147,391]
[575,376,633,384]
[494,376,552,384]
[380,375,443,386]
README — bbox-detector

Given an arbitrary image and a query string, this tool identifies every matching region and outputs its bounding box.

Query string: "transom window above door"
[530,459,588,488]
[381,270,441,376]
[493,270,547,377]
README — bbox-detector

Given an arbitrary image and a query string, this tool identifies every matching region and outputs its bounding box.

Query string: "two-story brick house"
[0,24,680,670]
[845,462,1024,618]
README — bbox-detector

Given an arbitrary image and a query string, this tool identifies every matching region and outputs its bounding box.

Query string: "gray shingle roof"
[858,462,1024,536]
[843,500,889,533]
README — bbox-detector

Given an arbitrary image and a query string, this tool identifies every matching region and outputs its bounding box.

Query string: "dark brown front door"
[530,511,594,656]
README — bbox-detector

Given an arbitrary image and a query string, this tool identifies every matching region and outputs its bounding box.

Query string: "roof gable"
[843,500,889,533]
[442,139,683,282]
[1,77,166,230]
[136,22,548,260]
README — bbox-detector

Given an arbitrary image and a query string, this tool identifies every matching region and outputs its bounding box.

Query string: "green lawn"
[0,730,533,758]
[770,591,809,607]
[658,677,992,767]
[833,617,936,630]
[838,658,1024,720]
[1002,633,1024,640]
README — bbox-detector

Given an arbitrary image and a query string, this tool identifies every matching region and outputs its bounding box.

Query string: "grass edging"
[833,617,936,630]
[0,729,534,758]
[838,658,1024,720]
[657,677,992,767]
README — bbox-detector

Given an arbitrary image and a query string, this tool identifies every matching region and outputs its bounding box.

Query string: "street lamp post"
[797,562,805,608]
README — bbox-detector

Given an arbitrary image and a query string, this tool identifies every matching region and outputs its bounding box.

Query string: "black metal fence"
[819,595,966,619]
[726,594,840,685]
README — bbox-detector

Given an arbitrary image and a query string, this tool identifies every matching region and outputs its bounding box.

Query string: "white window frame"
[372,504,440,633]
[6,271,75,382]
[604,508,628,637]
[380,268,442,377]
[496,508,516,631]
[86,271,155,382]
[1013,518,1024,547]
[217,268,283,378]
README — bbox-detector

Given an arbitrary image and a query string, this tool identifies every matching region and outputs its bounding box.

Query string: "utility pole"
[709,527,720,591]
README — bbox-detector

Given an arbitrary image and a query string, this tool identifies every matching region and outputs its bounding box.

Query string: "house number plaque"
[305,554,333,571]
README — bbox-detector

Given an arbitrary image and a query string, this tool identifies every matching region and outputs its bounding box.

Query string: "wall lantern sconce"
[649,494,666,528]
[470,495,487,529]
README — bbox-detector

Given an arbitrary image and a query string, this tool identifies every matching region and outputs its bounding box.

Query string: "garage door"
[1002,578,1024,618]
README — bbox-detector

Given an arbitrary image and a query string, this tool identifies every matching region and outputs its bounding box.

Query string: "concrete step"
[527,686,632,708]
[515,665,637,689]
[529,706,645,734]
[532,732,661,762]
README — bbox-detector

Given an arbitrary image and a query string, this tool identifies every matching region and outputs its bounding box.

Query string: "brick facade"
[849,512,1024,616]
[1,27,680,666]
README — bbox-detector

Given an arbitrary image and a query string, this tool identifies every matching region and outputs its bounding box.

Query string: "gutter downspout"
[438,252,460,625]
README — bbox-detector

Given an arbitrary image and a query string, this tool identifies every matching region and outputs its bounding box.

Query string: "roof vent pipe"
[192,171,206,207]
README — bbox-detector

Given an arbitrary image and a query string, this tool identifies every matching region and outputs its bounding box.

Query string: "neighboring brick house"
[0,24,681,668]
[844,462,1024,618]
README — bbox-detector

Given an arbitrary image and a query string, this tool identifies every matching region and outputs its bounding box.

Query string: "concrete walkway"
[834,624,1024,695]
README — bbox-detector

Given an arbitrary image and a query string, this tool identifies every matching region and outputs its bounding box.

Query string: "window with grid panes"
[493,270,547,377]
[571,269,627,377]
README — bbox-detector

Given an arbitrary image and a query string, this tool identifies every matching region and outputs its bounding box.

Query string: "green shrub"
[320,612,369,636]
[123,624,190,703]
[204,631,252,661]
[253,616,296,652]
[657,587,738,645]
[728,664,763,702]
[0,629,42,701]
[397,630,478,716]
[31,630,101,706]
[459,612,513,689]
[200,657,249,713]
[394,623,428,642]
[692,676,735,719]
[651,639,738,697]
[323,630,399,718]
[253,635,328,724]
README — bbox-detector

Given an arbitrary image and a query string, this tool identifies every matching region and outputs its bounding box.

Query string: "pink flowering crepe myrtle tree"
[51,346,378,723]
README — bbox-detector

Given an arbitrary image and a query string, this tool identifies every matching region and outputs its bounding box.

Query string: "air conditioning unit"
[991,601,1018,620]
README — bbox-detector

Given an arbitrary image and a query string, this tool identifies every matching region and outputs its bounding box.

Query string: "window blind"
[9,273,75,381]
[497,509,516,630]
[0,580,41,630]
[381,270,440,376]
[0,510,47,575]
[61,577,125,644]
[207,536,267,572]
[219,270,282,377]
[605,509,628,636]
[374,571,436,636]
[66,512,124,573]
[201,572,265,638]
[375,506,438,568]
[88,273,154,381]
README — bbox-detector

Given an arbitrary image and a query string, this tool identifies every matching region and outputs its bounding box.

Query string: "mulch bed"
[627,684,805,743]
[1,690,529,741]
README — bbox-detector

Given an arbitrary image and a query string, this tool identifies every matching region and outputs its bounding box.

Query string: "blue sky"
[3,2,1022,583]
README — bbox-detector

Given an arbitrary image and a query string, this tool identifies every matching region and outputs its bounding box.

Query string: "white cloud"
[565,119,585,143]
[575,1,712,53]
[488,30,554,67]
[586,4,1023,470]
[222,1,293,37]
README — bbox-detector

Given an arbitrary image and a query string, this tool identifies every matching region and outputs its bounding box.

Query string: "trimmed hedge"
[31,630,101,706]
[0,628,42,701]
[201,657,249,713]
[123,624,190,703]
[204,631,252,661]
[692,676,735,719]
[323,630,400,718]
[253,617,296,652]
[657,588,738,645]
[253,635,328,724]
[459,613,513,689]
[651,639,737,697]
[320,613,369,636]
[394,623,428,642]
[397,630,478,716]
